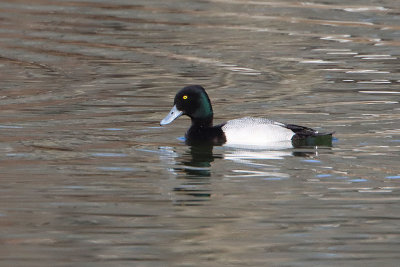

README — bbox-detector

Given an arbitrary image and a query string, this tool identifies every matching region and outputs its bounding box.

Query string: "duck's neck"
[190,116,213,128]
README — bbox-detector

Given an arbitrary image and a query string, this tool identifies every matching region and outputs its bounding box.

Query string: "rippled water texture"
[0,0,399,266]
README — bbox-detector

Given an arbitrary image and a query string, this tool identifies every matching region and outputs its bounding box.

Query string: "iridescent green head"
[160,85,213,126]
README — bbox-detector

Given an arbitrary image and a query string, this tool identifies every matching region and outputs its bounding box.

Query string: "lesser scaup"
[160,85,333,146]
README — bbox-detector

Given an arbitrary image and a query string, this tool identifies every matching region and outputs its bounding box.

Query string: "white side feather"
[221,117,295,146]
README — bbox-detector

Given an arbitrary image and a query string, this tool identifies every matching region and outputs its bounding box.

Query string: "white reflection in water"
[104,128,124,131]
[90,152,127,157]
[313,48,352,52]
[346,69,390,74]
[224,140,294,151]
[300,59,338,64]
[358,188,393,193]
[155,146,180,175]
[222,142,297,181]
[97,166,135,172]
[217,63,261,75]
[357,80,391,84]
[224,148,292,162]
[327,52,358,55]
[359,91,400,95]
[7,153,31,158]
[355,54,397,60]
[226,169,290,179]
[0,125,23,129]
[343,7,388,12]
[320,35,352,43]
[157,146,179,158]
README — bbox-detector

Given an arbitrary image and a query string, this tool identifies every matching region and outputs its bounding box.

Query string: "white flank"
[221,117,295,146]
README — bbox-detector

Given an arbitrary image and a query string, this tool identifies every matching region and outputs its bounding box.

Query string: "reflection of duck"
[160,144,326,178]
[180,145,216,176]
[169,146,215,205]
[159,144,329,205]
[160,85,333,147]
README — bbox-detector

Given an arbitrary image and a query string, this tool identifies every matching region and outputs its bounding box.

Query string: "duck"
[160,85,333,146]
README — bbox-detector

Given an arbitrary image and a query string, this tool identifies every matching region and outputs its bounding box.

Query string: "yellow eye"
[183,95,188,100]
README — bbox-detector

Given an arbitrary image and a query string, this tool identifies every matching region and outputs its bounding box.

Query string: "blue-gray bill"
[160,105,183,126]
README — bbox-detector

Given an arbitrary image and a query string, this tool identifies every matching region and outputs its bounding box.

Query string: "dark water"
[0,0,399,266]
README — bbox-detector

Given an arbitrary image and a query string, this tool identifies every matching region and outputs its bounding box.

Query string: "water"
[0,0,399,266]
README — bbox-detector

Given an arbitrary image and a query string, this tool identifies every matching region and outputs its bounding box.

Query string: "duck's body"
[160,85,333,146]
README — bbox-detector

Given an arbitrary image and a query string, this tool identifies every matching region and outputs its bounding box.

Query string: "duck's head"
[160,85,213,126]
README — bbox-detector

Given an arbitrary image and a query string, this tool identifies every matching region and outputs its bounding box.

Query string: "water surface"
[0,0,399,266]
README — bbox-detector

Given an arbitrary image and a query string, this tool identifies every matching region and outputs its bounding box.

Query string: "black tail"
[285,124,334,147]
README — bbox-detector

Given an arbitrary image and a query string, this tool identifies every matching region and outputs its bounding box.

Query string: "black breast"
[185,124,227,146]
